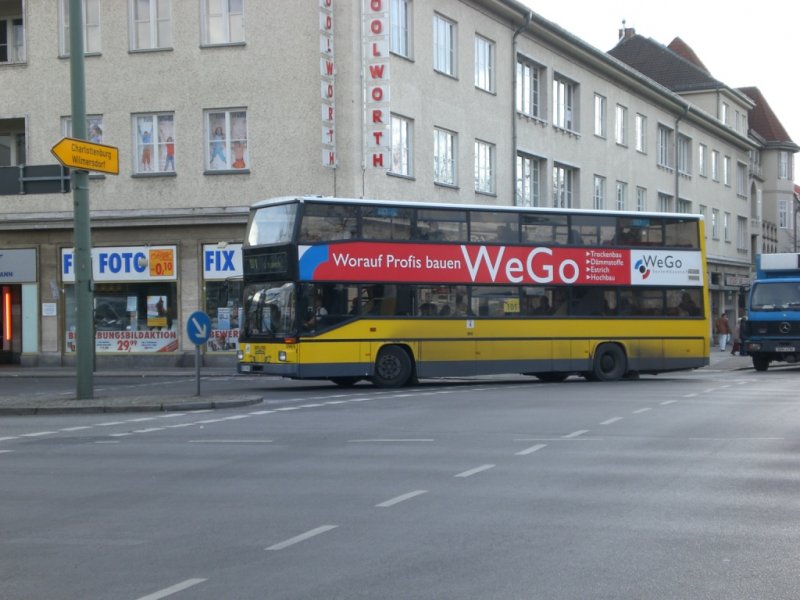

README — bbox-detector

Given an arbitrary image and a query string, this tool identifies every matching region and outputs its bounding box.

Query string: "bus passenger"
[532,296,551,315]
[305,296,328,330]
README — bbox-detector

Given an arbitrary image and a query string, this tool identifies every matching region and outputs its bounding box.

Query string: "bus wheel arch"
[592,343,628,381]
[372,344,414,387]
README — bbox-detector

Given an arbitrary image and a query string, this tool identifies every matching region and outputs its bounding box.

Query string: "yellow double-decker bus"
[237,196,710,387]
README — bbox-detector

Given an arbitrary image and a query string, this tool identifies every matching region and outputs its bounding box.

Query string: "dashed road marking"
[266,525,338,551]
[376,490,428,508]
[455,464,495,478]
[515,443,547,456]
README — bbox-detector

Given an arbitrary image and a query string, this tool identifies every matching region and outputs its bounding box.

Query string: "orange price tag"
[149,249,175,277]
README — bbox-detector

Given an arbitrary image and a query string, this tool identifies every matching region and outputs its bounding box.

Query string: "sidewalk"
[0,352,753,416]
[0,367,264,416]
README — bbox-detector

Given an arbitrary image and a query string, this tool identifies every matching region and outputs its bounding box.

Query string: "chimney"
[618,21,635,41]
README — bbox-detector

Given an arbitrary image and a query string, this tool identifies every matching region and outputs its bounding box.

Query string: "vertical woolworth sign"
[363,0,390,170]
[320,0,336,168]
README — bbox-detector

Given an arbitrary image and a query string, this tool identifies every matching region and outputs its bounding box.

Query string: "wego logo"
[634,258,651,280]
[461,246,580,284]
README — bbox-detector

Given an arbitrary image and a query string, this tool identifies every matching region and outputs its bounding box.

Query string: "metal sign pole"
[195,344,201,397]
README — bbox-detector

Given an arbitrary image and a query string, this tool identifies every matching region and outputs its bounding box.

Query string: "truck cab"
[744,253,800,371]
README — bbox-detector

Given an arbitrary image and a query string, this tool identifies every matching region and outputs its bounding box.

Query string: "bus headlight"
[237,350,244,360]
[278,351,287,362]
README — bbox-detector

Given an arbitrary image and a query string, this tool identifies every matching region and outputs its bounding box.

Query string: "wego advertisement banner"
[299,242,703,287]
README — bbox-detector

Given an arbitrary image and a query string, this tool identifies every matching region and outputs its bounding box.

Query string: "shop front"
[202,242,243,360]
[0,248,37,365]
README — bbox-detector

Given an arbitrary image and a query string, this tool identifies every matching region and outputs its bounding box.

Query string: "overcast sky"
[525,1,799,175]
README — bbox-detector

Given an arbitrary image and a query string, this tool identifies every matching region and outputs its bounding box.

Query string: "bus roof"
[250,195,703,222]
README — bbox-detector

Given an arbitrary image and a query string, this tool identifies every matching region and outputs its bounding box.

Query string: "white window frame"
[711,208,720,239]
[516,153,541,207]
[205,108,248,172]
[779,198,789,229]
[677,135,691,176]
[390,114,412,177]
[593,94,606,138]
[474,35,495,93]
[433,127,456,186]
[59,0,101,56]
[433,13,455,77]
[737,216,747,250]
[723,155,731,186]
[724,212,731,242]
[593,175,606,209]
[615,180,627,211]
[736,162,747,198]
[711,150,719,181]
[201,0,244,46]
[677,199,691,214]
[636,186,646,211]
[779,151,792,180]
[698,143,707,177]
[516,59,542,119]
[390,0,411,58]
[615,105,627,146]
[657,124,672,168]
[129,0,172,50]
[552,75,577,132]
[635,114,646,153]
[474,140,495,194]
[658,192,672,213]
[132,112,176,174]
[0,16,26,63]
[62,114,104,143]
[553,164,575,208]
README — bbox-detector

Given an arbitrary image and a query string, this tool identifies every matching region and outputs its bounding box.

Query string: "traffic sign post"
[186,311,212,396]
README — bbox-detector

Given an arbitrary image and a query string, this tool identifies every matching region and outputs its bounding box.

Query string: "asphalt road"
[2,365,800,599]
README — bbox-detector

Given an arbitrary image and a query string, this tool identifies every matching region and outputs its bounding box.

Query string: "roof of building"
[608,33,726,93]
[738,86,796,145]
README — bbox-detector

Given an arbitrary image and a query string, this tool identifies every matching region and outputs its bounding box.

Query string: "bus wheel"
[752,355,770,372]
[535,372,568,383]
[592,343,627,381]
[330,377,361,387]
[372,346,412,388]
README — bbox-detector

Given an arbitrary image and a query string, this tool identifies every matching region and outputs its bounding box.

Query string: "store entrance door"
[0,285,21,364]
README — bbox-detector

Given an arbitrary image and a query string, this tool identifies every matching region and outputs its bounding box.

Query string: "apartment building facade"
[0,0,790,366]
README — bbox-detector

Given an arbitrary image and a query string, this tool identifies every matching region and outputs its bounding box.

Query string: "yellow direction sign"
[51,137,119,175]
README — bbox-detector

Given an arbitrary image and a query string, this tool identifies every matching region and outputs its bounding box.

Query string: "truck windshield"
[243,282,296,337]
[750,282,800,311]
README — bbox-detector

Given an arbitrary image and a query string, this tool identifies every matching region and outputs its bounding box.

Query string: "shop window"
[205,279,242,351]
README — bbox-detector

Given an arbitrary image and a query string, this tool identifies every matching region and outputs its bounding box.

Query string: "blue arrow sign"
[186,311,212,346]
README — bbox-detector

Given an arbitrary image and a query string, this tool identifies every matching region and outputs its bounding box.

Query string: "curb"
[0,396,263,417]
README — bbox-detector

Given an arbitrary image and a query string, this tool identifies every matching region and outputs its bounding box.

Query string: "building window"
[0,15,25,63]
[677,199,691,214]
[657,124,672,169]
[615,105,627,146]
[552,76,576,131]
[593,94,606,138]
[390,0,411,57]
[658,192,673,213]
[779,198,789,229]
[390,114,412,177]
[711,208,719,239]
[677,135,691,175]
[737,216,747,250]
[723,156,731,186]
[474,140,495,194]
[516,59,542,119]
[133,113,175,174]
[516,153,541,207]
[635,114,646,152]
[474,35,494,92]
[698,144,707,177]
[62,115,104,144]
[433,127,456,185]
[615,181,627,210]
[433,13,455,76]
[593,175,606,209]
[699,204,707,237]
[0,118,25,166]
[201,0,243,45]
[779,151,792,180]
[720,101,729,125]
[711,150,719,181]
[129,0,171,50]
[552,164,575,208]
[59,0,101,55]
[205,109,248,171]
[724,212,731,242]
[636,186,647,211]
[736,162,747,197]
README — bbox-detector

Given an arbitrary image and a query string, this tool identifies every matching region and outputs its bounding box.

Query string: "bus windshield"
[243,281,296,337]
[247,203,297,246]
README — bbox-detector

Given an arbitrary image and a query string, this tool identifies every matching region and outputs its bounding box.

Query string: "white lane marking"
[562,430,589,439]
[376,490,428,508]
[108,432,132,437]
[266,525,338,551]
[325,401,349,405]
[0,450,13,454]
[348,439,435,443]
[683,394,697,398]
[165,423,195,429]
[600,417,623,425]
[455,464,495,478]
[515,443,547,456]
[95,441,120,444]
[134,578,207,600]
[128,417,158,423]
[632,408,652,414]
[160,413,186,418]
[298,404,324,409]
[249,410,275,415]
[660,400,678,405]
[19,431,57,438]
[95,421,126,427]
[188,440,273,444]
[689,437,784,441]
[0,436,19,442]
[274,407,302,411]
[220,415,249,421]
[133,428,164,434]
[195,419,224,424]
[60,426,93,432]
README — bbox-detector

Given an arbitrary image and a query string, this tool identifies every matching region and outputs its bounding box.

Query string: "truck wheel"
[372,345,412,388]
[592,343,627,381]
[752,355,770,372]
